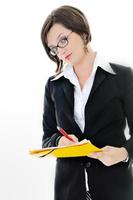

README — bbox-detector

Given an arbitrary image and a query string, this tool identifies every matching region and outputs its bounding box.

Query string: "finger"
[89,152,101,158]
[64,140,74,146]
[69,135,79,142]
[89,152,104,159]
[58,136,75,146]
[88,154,98,159]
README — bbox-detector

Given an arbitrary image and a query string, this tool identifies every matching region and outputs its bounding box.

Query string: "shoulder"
[109,63,133,84]
[109,63,133,92]
[109,62,133,76]
[45,75,67,94]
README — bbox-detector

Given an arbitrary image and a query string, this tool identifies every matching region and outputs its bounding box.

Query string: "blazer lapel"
[62,78,74,109]
[84,67,107,135]
[89,67,107,99]
[61,78,83,135]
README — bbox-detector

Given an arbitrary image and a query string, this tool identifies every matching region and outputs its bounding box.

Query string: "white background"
[0,0,133,200]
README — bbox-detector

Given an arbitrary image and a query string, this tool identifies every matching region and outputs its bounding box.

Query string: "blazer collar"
[51,52,117,82]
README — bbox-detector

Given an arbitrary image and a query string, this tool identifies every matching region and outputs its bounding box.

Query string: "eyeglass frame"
[48,31,73,56]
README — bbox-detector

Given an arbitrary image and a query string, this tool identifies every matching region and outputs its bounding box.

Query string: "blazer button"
[85,162,91,168]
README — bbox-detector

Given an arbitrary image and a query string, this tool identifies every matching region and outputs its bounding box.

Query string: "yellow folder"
[29,139,102,158]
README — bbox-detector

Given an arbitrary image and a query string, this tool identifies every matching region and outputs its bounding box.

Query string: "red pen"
[57,126,75,142]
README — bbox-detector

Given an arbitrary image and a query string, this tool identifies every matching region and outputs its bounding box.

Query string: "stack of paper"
[29,139,102,158]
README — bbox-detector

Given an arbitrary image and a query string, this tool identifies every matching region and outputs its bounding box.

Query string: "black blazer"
[42,63,133,200]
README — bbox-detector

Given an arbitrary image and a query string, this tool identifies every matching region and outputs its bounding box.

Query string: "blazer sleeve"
[42,78,61,148]
[122,67,133,165]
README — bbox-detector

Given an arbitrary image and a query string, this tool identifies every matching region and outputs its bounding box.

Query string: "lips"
[65,53,72,60]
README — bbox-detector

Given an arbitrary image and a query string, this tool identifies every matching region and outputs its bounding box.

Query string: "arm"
[42,78,79,148]
[122,67,133,165]
[42,78,61,148]
[89,67,133,166]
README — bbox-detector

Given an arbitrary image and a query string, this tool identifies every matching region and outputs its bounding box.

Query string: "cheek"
[71,53,83,64]
[72,47,85,60]
[72,40,85,57]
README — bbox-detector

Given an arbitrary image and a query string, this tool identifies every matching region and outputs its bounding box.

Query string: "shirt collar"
[93,53,116,75]
[51,52,116,81]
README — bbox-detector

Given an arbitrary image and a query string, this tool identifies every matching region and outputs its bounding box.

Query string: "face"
[47,23,86,66]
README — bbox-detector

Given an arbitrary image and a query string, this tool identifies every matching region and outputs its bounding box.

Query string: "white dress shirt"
[51,52,116,133]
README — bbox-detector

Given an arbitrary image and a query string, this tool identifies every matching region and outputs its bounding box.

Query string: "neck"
[73,48,96,78]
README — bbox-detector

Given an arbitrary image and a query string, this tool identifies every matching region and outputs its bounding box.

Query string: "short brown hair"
[41,5,92,73]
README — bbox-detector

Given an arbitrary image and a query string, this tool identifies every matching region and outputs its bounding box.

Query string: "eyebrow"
[48,33,64,48]
[57,33,63,40]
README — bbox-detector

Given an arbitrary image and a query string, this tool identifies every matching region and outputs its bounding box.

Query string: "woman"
[41,5,133,200]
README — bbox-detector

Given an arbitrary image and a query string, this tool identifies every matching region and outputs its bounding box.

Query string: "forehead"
[47,23,70,46]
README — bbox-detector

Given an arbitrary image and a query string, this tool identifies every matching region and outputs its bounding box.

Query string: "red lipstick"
[65,53,72,60]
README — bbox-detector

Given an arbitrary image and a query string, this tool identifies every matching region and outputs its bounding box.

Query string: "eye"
[58,36,68,46]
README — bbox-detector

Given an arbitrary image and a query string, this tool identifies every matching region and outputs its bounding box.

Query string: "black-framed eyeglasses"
[49,31,73,56]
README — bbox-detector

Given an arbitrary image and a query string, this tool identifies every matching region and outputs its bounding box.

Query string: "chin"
[65,55,82,66]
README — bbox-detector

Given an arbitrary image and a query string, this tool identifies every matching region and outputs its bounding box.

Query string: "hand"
[88,146,128,166]
[58,135,79,147]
